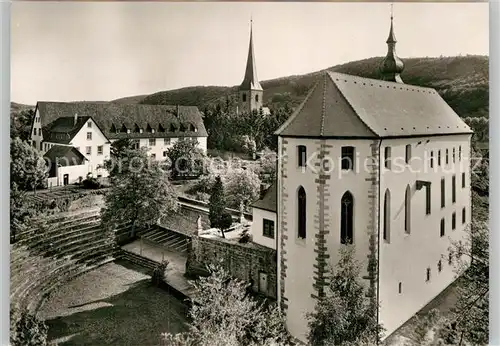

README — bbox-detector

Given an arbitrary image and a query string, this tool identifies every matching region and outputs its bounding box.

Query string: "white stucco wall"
[251,207,277,249]
[378,134,472,338]
[278,137,375,343]
[30,109,43,151]
[110,136,207,160]
[47,162,91,188]
[69,118,110,178]
[278,134,472,343]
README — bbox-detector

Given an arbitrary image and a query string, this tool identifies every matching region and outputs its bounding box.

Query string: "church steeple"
[379,4,405,83]
[239,18,263,91]
[237,18,264,115]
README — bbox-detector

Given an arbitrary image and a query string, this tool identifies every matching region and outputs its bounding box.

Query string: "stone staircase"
[117,249,160,271]
[141,227,190,254]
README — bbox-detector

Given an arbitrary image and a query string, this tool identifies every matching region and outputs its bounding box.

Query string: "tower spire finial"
[379,3,405,83]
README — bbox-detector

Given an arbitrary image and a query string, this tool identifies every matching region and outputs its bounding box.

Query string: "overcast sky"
[11,2,488,105]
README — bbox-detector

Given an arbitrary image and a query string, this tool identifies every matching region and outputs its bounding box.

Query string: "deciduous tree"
[10,138,48,191]
[101,148,178,237]
[161,265,290,346]
[307,245,383,346]
[166,138,205,179]
[224,168,261,211]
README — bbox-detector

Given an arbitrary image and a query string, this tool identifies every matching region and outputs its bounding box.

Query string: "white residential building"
[30,102,208,182]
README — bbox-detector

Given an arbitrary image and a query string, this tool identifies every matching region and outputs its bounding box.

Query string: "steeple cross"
[390,3,394,20]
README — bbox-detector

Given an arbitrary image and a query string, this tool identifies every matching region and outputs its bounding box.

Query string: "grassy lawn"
[39,261,189,346]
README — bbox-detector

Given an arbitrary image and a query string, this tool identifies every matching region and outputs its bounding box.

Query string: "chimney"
[74,113,78,125]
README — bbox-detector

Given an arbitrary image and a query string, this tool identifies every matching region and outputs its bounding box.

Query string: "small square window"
[151,153,156,159]
[263,219,275,238]
[87,132,92,140]
[87,122,92,128]
[149,138,156,146]
[86,146,92,155]
[97,145,103,155]
[164,138,171,145]
[341,146,355,170]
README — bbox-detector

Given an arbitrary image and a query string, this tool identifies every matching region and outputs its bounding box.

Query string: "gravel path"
[39,261,189,346]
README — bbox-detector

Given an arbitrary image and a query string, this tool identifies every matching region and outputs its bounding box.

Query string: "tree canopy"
[10,138,48,191]
[101,148,178,235]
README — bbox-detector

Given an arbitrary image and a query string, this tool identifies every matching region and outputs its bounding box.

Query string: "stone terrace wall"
[186,236,277,299]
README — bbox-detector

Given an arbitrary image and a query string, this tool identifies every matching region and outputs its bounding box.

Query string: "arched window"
[298,186,306,239]
[383,189,391,243]
[340,191,354,244]
[405,185,411,234]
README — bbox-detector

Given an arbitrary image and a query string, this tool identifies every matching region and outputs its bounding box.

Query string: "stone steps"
[118,249,160,271]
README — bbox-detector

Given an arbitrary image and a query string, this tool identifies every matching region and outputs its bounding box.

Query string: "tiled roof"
[251,183,276,213]
[44,116,92,144]
[43,145,87,177]
[36,102,208,141]
[276,71,472,138]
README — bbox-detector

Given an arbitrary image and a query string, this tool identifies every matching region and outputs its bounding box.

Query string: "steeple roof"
[380,7,405,83]
[239,20,263,91]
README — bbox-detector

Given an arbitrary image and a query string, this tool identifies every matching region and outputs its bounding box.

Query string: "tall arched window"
[405,185,411,234]
[298,186,306,239]
[383,189,391,243]
[341,191,354,244]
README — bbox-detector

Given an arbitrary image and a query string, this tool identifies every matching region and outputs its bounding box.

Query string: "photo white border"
[1,1,10,344]
[0,1,498,345]
[489,1,499,345]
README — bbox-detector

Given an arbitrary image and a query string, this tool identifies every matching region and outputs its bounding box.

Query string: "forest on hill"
[132,55,488,120]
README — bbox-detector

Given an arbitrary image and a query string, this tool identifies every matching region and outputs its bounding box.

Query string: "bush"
[152,260,169,286]
[82,177,102,189]
[11,308,49,346]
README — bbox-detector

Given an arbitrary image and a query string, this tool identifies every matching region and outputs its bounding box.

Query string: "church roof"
[251,183,276,213]
[239,23,263,91]
[36,102,208,141]
[275,71,472,138]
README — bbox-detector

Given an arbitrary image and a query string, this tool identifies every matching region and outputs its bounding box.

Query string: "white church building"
[250,15,472,343]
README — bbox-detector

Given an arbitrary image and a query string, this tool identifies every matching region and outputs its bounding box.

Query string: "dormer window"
[110,124,117,133]
[170,124,177,132]
[134,124,140,133]
[189,124,196,132]
[139,128,143,133]
[146,124,153,133]
[151,129,155,134]
[180,123,186,132]
[121,125,127,133]
[127,129,131,134]
[158,124,165,132]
